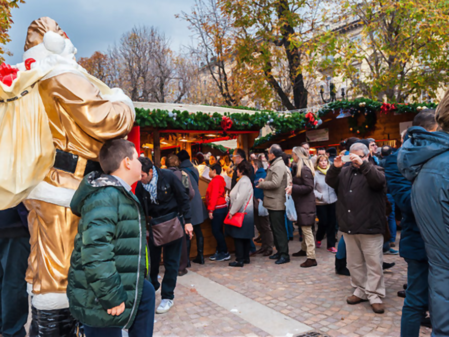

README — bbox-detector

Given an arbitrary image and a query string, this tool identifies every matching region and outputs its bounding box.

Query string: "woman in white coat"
[226,161,255,267]
[314,155,338,252]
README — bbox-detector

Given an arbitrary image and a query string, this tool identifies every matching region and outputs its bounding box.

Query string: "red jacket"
[206,175,227,212]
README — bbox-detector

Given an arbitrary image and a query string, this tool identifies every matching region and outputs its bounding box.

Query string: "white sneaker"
[156,299,174,314]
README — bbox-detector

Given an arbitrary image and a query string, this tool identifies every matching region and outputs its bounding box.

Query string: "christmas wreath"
[346,102,377,135]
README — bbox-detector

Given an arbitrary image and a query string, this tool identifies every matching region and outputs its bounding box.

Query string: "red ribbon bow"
[0,63,19,87]
[380,103,396,114]
[221,116,233,131]
[305,112,315,122]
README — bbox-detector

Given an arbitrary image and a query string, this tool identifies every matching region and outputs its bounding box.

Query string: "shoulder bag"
[142,192,184,247]
[224,194,251,228]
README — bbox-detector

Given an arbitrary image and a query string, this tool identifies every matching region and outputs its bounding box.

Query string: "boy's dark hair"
[234,148,247,160]
[210,163,222,175]
[252,158,263,169]
[413,109,437,131]
[300,142,309,147]
[381,145,393,157]
[138,157,154,174]
[237,161,252,178]
[177,150,191,162]
[99,139,136,174]
[317,147,326,153]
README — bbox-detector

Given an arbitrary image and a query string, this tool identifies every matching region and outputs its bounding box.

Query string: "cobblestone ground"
[154,232,432,337]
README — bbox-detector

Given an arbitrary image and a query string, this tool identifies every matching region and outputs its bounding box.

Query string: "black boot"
[30,306,78,337]
[383,262,396,270]
[192,236,205,264]
[335,257,350,276]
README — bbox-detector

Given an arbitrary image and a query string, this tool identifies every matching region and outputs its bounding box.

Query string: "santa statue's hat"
[23,17,76,62]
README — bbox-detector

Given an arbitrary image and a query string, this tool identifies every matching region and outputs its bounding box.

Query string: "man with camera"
[326,143,387,314]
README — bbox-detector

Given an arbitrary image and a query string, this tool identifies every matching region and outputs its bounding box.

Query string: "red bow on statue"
[221,116,233,131]
[380,103,396,114]
[0,63,19,87]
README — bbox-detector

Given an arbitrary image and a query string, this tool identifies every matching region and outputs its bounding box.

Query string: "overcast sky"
[4,0,196,65]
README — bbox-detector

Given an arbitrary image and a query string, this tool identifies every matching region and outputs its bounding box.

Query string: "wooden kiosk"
[252,103,425,152]
[133,103,260,257]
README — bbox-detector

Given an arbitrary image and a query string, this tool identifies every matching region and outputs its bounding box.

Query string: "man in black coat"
[0,203,30,337]
[326,142,387,314]
[136,157,192,315]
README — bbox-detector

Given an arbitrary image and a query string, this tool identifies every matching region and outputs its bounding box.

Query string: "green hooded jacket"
[67,172,147,329]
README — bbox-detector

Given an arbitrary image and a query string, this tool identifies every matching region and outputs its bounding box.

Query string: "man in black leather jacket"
[135,157,192,315]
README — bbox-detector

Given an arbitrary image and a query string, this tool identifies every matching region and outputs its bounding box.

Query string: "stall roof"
[133,102,260,115]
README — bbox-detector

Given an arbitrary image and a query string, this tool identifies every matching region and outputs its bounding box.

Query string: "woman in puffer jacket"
[314,155,338,253]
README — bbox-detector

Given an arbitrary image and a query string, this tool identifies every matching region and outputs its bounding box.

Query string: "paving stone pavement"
[154,233,432,337]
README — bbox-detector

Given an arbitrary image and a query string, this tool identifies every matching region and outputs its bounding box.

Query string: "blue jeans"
[84,279,155,337]
[387,194,396,242]
[285,215,294,239]
[0,238,30,337]
[401,259,429,337]
[336,236,346,259]
[211,207,228,253]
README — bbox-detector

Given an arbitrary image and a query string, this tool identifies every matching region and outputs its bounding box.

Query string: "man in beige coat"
[257,144,290,264]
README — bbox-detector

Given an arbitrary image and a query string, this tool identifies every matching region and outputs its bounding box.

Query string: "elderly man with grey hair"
[326,142,387,314]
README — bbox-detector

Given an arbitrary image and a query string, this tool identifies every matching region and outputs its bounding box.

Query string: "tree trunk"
[264,61,295,110]
[277,0,308,109]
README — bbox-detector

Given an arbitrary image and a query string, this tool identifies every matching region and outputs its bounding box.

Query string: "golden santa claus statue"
[0,17,135,335]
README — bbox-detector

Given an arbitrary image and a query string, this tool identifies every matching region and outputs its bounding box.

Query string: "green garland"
[318,98,382,117]
[318,98,437,117]
[135,108,309,134]
[252,134,275,148]
[318,98,438,135]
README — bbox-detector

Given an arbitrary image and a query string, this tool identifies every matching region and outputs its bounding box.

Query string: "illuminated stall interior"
[134,103,260,257]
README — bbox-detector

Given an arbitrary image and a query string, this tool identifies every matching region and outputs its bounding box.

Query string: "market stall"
[131,102,311,257]
[252,98,438,152]
[133,103,262,256]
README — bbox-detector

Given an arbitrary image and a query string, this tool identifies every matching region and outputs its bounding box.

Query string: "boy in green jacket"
[67,139,154,337]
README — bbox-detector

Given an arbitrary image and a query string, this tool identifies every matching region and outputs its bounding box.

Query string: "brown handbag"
[149,212,184,247]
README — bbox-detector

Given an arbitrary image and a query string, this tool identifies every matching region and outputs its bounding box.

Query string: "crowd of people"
[2,108,449,337]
